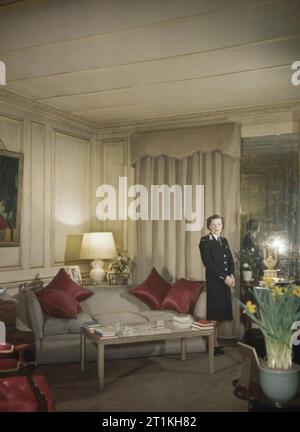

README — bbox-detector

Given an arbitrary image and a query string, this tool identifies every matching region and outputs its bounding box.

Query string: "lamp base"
[90,260,106,284]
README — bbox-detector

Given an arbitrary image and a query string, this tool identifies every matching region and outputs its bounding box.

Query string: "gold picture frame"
[0,150,23,247]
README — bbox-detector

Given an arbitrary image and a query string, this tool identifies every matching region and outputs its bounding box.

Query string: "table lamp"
[80,232,117,284]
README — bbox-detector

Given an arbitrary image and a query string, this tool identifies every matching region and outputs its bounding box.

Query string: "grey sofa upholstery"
[16,281,207,365]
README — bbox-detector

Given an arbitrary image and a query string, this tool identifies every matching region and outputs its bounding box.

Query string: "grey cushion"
[44,312,92,336]
[80,285,150,317]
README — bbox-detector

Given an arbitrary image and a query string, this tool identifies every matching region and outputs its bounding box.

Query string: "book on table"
[94,326,117,338]
[82,320,102,329]
[192,319,215,330]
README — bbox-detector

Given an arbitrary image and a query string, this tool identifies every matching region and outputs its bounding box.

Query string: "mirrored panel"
[241,134,300,281]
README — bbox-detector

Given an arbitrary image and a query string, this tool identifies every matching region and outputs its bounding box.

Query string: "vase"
[242,270,253,282]
[259,362,300,405]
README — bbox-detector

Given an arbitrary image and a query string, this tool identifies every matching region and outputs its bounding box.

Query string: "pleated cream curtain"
[130,124,241,337]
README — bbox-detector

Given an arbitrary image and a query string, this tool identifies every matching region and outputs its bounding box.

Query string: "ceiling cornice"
[0,87,98,133]
[1,87,299,137]
[96,101,300,136]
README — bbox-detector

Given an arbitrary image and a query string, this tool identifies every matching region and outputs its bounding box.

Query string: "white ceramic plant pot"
[242,270,253,282]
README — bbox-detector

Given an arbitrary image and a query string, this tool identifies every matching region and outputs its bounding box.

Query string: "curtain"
[132,153,240,337]
[131,123,240,164]
[130,123,241,337]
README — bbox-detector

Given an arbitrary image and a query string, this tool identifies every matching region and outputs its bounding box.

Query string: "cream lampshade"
[80,232,117,284]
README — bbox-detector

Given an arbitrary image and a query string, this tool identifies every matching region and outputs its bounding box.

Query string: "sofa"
[16,280,207,365]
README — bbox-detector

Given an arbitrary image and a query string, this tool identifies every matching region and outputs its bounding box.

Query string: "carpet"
[37,345,248,412]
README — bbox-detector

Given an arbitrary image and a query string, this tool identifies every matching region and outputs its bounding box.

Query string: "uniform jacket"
[199,233,234,282]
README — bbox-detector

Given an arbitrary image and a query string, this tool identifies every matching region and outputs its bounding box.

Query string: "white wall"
[93,137,134,258]
[0,100,95,287]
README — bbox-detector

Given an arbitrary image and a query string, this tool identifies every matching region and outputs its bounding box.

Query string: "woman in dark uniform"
[199,215,235,356]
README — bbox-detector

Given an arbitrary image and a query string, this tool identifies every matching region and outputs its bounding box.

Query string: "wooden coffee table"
[80,322,214,388]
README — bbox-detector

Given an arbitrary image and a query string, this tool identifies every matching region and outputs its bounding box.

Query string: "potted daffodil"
[239,285,300,404]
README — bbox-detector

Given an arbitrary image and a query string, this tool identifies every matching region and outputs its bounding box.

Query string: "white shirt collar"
[211,233,221,241]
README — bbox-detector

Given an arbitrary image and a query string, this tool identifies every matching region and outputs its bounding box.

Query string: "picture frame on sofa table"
[63,265,82,285]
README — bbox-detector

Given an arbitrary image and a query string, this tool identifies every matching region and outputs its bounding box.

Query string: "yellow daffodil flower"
[292,287,300,297]
[245,301,256,314]
[274,286,285,296]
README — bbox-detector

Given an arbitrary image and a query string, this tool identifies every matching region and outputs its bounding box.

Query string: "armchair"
[0,330,54,412]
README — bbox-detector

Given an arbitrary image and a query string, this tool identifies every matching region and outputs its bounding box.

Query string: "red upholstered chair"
[0,343,55,412]
[0,374,55,412]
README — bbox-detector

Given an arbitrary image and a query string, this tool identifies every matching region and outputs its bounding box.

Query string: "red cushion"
[129,268,171,310]
[73,286,93,301]
[0,375,54,412]
[161,279,204,314]
[46,268,93,301]
[36,288,80,319]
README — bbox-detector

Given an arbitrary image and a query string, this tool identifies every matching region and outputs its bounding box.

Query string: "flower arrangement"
[109,254,133,274]
[239,285,300,369]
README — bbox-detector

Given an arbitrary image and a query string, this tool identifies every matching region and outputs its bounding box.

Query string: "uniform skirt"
[206,273,233,321]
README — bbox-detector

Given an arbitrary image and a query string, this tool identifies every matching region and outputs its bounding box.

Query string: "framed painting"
[0,149,23,247]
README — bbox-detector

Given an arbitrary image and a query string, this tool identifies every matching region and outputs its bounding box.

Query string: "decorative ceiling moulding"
[96,129,134,140]
[96,101,300,135]
[0,88,97,133]
[96,137,129,145]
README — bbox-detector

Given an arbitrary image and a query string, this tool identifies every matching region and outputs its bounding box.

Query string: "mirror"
[241,133,300,280]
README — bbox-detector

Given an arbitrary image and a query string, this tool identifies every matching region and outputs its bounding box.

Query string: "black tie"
[218,237,222,246]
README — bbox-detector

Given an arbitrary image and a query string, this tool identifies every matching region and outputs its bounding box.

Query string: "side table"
[0,294,35,362]
[0,295,16,330]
